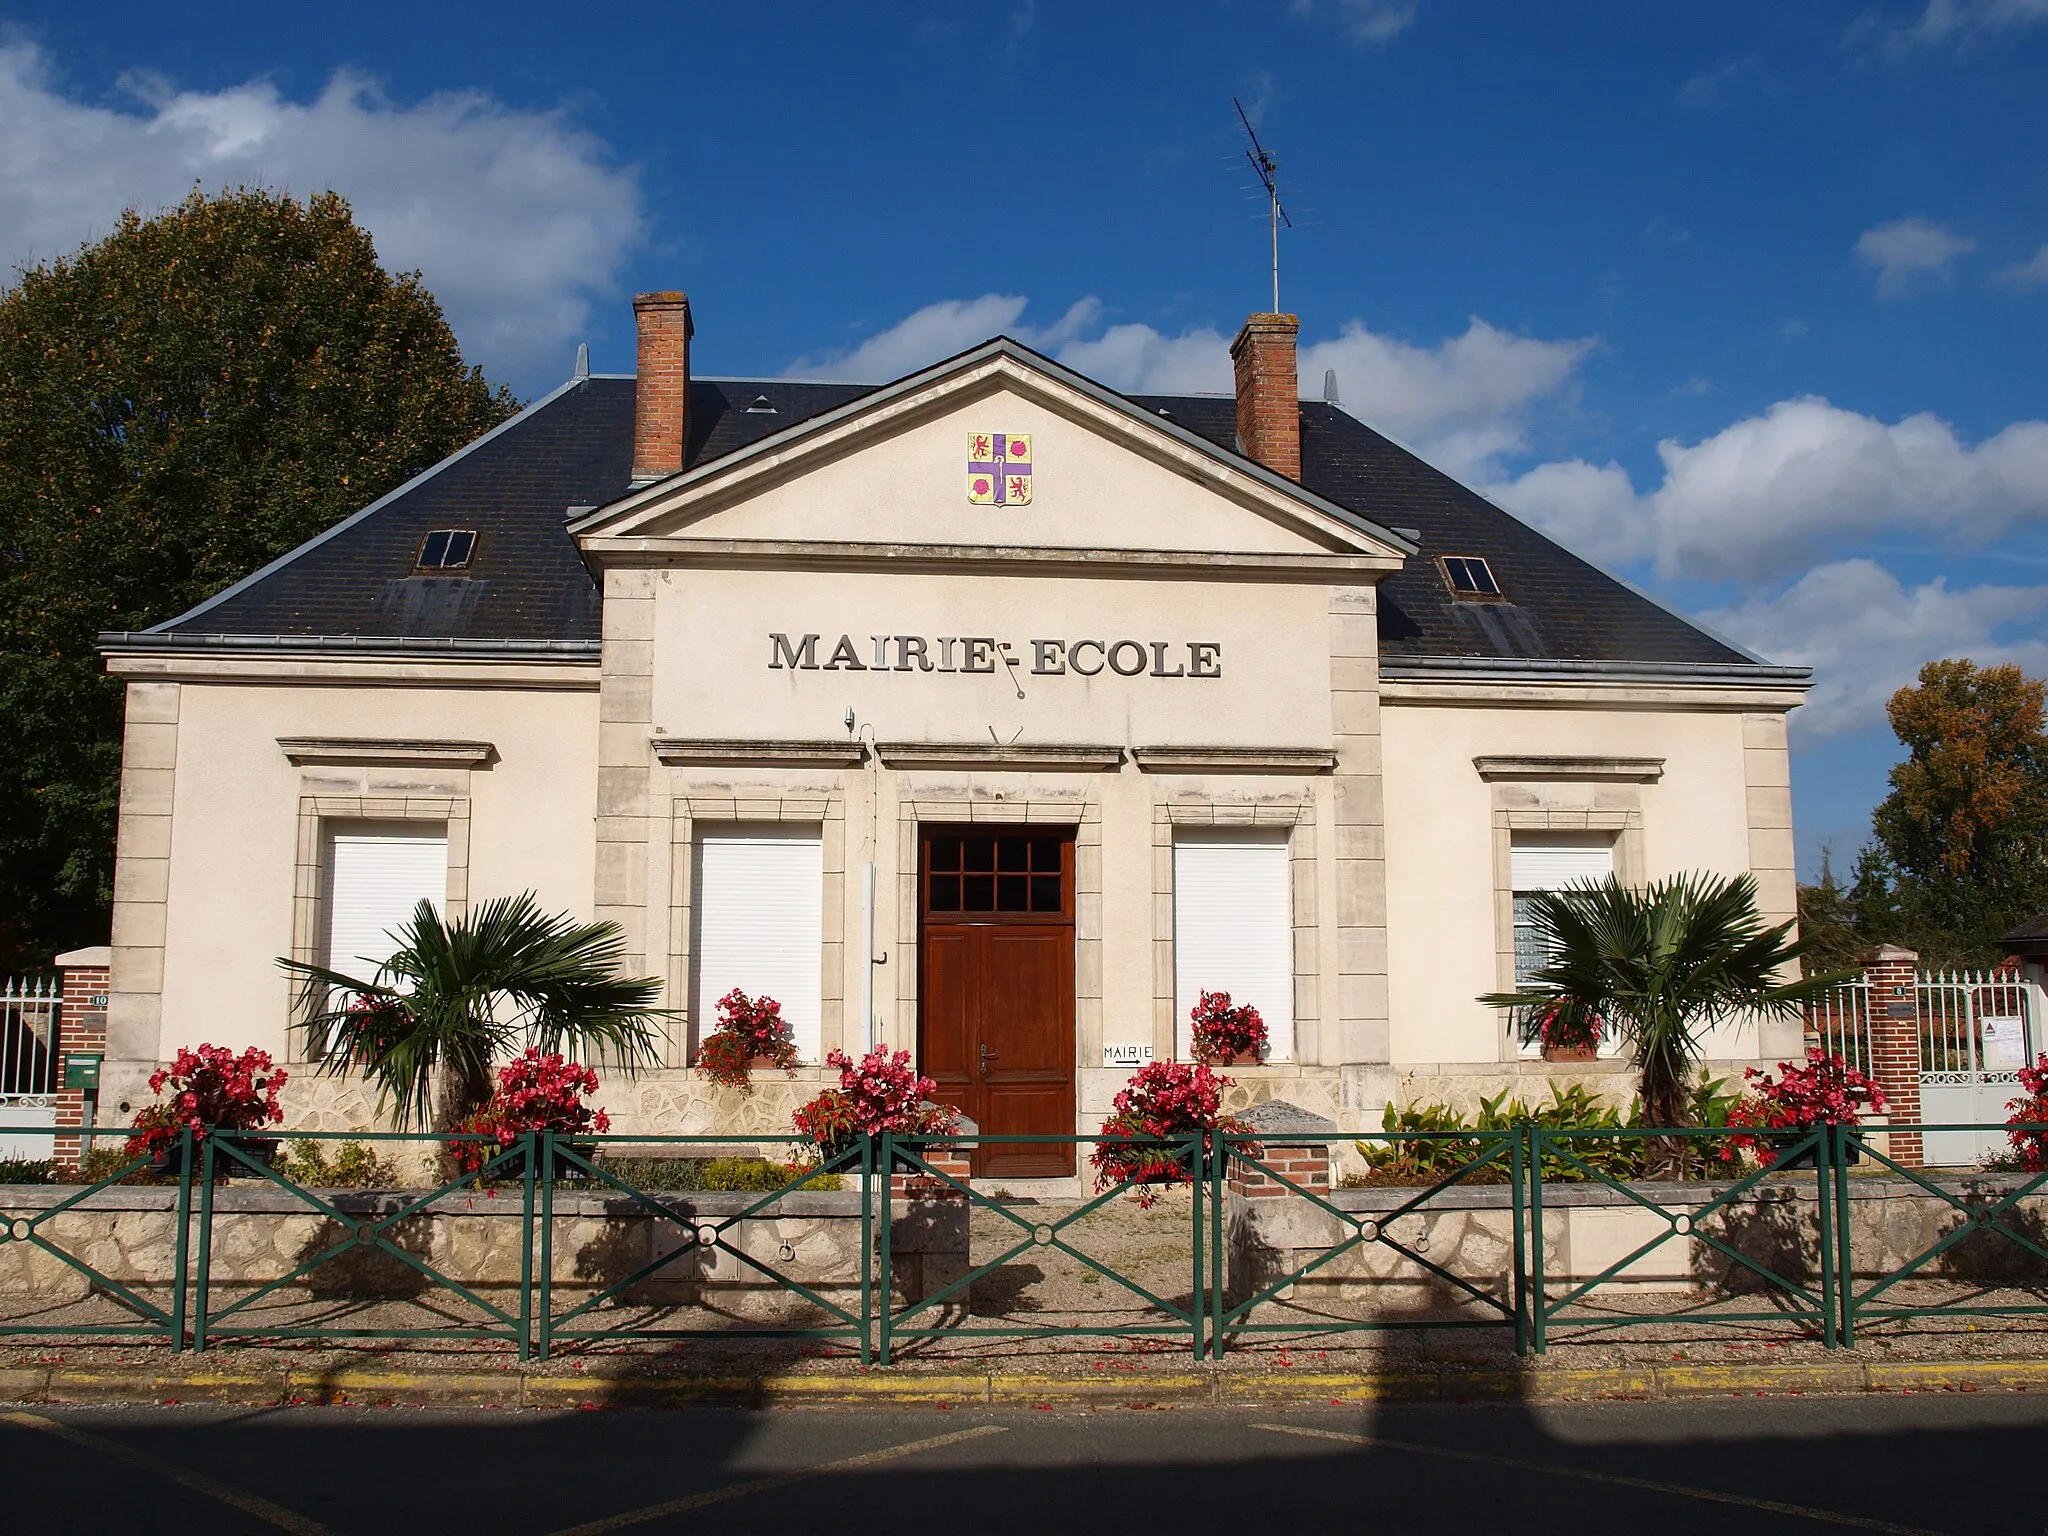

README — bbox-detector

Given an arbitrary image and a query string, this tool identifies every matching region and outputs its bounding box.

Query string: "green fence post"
[1835,1123,1857,1347]
[191,1133,216,1353]
[1190,1133,1205,1361]
[1511,1123,1530,1357]
[1210,1131,1227,1360]
[1528,1126,1548,1354]
[1815,1122,1838,1349]
[858,1135,874,1366]
[171,1125,194,1353]
[537,1130,556,1362]
[518,1131,536,1363]
[877,1133,894,1366]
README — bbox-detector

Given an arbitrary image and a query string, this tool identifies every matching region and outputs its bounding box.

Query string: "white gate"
[1918,968,2038,1168]
[0,975,60,1160]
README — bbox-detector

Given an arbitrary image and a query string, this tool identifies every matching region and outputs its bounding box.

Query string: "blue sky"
[6,0,2048,877]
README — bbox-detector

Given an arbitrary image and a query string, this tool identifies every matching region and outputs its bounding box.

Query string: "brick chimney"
[632,291,693,483]
[1230,312,1301,481]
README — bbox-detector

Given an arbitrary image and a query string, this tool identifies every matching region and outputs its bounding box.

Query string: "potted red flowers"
[792,1045,958,1167]
[124,1044,288,1176]
[1533,1002,1601,1063]
[1091,1060,1249,1207]
[448,1049,611,1178]
[696,988,801,1089]
[1188,989,1268,1066]
[1724,1048,1888,1168]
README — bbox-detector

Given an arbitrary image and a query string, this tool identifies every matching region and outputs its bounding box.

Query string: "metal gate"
[0,976,60,1160]
[1918,968,2038,1167]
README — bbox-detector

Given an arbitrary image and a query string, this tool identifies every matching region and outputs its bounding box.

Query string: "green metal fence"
[3,1120,2048,1357]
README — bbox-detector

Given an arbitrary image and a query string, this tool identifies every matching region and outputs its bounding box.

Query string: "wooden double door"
[918,826,1076,1178]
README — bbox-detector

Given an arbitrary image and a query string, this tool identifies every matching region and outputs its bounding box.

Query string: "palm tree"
[280,892,666,1131]
[1481,872,1846,1136]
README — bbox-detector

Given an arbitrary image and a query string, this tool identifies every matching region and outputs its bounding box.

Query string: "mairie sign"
[768,633,1221,678]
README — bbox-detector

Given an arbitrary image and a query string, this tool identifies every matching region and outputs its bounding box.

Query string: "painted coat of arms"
[967,432,1032,505]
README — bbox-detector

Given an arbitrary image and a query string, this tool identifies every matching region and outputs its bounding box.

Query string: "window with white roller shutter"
[1173,830,1294,1062]
[321,823,447,981]
[1510,833,1616,1055]
[691,826,824,1064]
[1510,835,1615,983]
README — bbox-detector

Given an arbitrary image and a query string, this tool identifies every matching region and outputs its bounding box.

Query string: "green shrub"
[278,1140,397,1188]
[701,1156,841,1192]
[1348,1077,1740,1187]
[0,1157,55,1185]
[77,1145,172,1185]
[588,1156,705,1192]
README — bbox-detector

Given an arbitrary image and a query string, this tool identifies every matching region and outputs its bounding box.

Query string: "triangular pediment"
[572,340,1411,568]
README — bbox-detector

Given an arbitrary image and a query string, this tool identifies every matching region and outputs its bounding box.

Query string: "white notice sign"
[1983,1017,2028,1064]
[1102,1043,1155,1068]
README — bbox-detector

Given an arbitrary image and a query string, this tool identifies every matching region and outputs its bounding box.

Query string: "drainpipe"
[860,861,877,1054]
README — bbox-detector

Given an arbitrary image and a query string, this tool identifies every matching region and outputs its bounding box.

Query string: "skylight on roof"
[417,529,476,571]
[1439,555,1501,599]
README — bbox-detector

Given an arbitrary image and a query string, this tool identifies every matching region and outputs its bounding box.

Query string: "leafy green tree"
[1482,873,1840,1142]
[1862,659,2048,963]
[279,892,667,1132]
[0,188,516,972]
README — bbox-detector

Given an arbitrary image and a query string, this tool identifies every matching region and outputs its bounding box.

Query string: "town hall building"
[93,294,1811,1168]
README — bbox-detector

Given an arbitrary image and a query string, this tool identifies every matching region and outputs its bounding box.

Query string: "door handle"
[979,1044,997,1078]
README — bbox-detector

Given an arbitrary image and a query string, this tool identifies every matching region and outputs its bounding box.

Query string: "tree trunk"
[432,1054,494,1136]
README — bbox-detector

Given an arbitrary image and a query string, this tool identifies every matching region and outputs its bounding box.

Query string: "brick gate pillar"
[52,945,111,1169]
[1862,944,1923,1168]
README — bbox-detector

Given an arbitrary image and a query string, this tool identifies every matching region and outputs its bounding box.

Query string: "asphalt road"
[1,1394,2032,1536]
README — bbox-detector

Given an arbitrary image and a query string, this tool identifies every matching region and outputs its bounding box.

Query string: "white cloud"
[1699,559,2048,736]
[1491,396,2048,583]
[790,295,1592,483]
[1854,218,1976,297]
[1996,244,2048,290]
[1290,0,1420,44]
[1858,0,2048,53]
[0,43,644,376]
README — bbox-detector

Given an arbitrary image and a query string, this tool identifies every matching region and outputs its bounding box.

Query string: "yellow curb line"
[8,1357,2048,1407]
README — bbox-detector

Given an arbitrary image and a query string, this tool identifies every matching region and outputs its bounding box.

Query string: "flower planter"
[1541,1043,1599,1063]
[1767,1132,1860,1170]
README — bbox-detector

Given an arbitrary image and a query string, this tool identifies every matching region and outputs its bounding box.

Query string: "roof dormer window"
[416,530,476,571]
[1439,554,1502,600]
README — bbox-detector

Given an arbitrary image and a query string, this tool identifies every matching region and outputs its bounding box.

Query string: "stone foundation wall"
[1227,1174,2048,1311]
[0,1180,968,1323]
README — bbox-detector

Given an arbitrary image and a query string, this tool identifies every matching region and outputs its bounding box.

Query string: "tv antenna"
[1234,97,1293,313]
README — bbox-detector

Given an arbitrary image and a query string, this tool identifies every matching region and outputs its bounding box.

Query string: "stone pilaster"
[1328,586,1389,1074]
[107,680,179,1086]
[1744,711,1803,1058]
[596,568,657,981]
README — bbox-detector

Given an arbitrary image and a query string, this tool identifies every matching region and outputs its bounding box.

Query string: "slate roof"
[131,356,1766,673]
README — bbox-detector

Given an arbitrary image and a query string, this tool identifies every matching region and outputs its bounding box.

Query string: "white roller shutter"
[1509,837,1614,892]
[1173,831,1294,1062]
[692,826,824,1064]
[322,824,447,980]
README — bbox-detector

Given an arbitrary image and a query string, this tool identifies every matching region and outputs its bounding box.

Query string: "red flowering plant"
[123,1044,288,1164]
[1091,1060,1251,1207]
[1188,990,1268,1065]
[447,1049,610,1176]
[696,988,801,1088]
[2005,1055,2048,1171]
[1722,1048,1888,1167]
[1531,1000,1602,1054]
[792,1046,958,1162]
